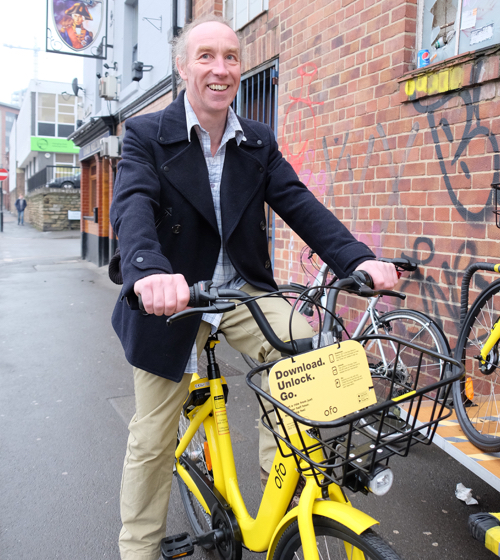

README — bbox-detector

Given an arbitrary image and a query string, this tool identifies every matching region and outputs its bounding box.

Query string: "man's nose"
[212,56,229,76]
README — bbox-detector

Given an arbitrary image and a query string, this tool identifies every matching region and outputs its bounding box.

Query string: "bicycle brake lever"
[376,289,406,300]
[166,302,237,325]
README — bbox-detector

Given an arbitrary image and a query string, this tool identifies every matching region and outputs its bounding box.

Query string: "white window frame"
[417,0,500,66]
[226,0,269,31]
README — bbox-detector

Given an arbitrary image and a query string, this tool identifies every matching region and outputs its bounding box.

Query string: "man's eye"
[201,54,211,59]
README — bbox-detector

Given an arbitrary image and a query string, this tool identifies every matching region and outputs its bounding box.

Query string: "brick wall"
[27,188,81,231]
[232,0,500,347]
[109,0,499,348]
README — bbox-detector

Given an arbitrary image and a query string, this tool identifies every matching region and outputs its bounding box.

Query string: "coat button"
[172,224,181,234]
[159,136,165,142]
[257,139,262,145]
[163,165,169,172]
[265,259,271,269]
[136,257,144,263]
[260,220,266,230]
[259,167,264,173]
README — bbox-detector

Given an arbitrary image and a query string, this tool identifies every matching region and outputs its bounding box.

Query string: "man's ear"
[176,57,187,81]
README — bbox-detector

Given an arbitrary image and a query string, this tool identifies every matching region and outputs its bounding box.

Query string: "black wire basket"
[246,334,464,492]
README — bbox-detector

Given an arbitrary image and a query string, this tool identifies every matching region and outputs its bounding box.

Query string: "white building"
[12,79,81,195]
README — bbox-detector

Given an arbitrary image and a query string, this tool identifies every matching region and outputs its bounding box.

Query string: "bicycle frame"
[174,369,379,559]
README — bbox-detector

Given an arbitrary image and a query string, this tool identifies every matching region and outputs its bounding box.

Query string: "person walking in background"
[15,194,27,226]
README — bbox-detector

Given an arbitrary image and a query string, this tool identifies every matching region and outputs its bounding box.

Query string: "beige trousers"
[118,285,314,560]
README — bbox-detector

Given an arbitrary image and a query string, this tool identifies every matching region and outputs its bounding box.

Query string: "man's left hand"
[355,261,399,291]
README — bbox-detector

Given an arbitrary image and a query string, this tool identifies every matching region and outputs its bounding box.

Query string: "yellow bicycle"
[453,261,500,452]
[162,276,463,560]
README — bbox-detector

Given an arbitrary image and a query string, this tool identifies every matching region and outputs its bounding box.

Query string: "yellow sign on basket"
[268,340,377,435]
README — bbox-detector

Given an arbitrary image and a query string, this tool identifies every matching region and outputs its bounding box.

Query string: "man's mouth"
[208,84,229,91]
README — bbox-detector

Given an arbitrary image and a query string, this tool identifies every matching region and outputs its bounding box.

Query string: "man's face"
[72,14,84,26]
[177,22,241,124]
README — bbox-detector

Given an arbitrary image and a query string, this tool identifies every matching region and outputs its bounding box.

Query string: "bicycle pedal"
[161,533,195,559]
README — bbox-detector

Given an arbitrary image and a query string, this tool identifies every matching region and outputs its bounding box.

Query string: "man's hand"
[134,273,190,316]
[355,260,399,291]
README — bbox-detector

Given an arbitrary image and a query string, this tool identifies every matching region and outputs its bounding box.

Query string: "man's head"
[174,16,242,125]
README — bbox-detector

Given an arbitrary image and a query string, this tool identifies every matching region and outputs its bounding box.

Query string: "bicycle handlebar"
[160,271,378,357]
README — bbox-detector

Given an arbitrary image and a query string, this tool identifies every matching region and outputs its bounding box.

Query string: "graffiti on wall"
[281,63,500,334]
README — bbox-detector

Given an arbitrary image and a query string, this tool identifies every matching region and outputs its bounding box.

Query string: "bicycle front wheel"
[176,412,214,547]
[453,279,500,452]
[360,309,449,439]
[272,516,402,560]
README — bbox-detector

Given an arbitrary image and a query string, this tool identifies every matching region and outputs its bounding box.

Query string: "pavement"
[1,211,499,560]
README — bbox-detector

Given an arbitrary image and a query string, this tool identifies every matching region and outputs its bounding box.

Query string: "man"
[59,2,94,50]
[15,194,27,226]
[110,15,398,560]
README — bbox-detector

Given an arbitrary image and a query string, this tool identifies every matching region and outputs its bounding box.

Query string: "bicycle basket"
[246,334,464,491]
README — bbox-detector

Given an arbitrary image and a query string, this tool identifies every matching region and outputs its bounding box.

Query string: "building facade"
[9,80,82,230]
[72,0,500,346]
[0,102,20,212]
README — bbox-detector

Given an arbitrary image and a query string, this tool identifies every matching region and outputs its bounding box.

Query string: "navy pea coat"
[110,91,375,381]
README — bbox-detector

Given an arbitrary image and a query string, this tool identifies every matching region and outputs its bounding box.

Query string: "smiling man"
[110,14,397,560]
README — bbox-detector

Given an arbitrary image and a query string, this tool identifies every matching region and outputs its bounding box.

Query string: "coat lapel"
[221,140,265,240]
[161,135,219,234]
[155,91,266,239]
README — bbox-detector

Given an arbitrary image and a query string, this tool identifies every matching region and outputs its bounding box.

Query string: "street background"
[1,212,500,559]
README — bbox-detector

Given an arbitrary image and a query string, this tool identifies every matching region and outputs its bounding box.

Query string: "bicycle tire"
[452,278,500,452]
[359,309,449,440]
[271,515,403,560]
[176,412,214,548]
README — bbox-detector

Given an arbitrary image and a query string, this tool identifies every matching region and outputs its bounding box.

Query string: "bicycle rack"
[492,181,500,229]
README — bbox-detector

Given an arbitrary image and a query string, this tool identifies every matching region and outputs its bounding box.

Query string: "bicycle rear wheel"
[360,309,449,439]
[176,412,214,547]
[453,279,500,452]
[272,516,402,560]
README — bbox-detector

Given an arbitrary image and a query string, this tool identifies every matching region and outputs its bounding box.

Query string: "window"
[89,163,97,215]
[55,154,77,179]
[38,93,56,136]
[419,0,500,65]
[123,0,139,85]
[57,94,76,137]
[232,61,278,132]
[226,0,269,30]
[232,61,279,260]
[37,93,76,137]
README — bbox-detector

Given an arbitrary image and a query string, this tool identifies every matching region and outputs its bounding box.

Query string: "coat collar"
[156,89,265,149]
[157,90,267,239]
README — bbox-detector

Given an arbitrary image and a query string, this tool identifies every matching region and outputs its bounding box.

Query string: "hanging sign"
[268,340,377,435]
[46,0,108,59]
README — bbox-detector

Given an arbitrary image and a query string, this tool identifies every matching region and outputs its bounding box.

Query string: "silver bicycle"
[243,250,450,439]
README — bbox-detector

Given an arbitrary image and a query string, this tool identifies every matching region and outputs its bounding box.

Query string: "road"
[1,212,498,559]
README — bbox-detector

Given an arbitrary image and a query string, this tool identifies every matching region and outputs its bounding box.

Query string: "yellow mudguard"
[266,500,378,560]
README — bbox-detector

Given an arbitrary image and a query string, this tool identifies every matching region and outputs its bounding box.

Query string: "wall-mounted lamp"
[132,61,154,82]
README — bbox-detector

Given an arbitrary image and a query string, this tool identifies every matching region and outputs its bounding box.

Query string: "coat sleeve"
[263,127,376,278]
[110,119,174,300]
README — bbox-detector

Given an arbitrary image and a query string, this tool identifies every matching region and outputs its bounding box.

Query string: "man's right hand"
[134,273,190,316]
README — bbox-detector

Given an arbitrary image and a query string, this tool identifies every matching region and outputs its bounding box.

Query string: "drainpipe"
[172,0,179,100]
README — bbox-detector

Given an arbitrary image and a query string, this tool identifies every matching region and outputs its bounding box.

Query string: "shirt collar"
[184,93,244,147]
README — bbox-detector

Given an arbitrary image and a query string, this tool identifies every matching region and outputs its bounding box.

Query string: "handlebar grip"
[352,269,374,289]
[138,293,146,313]
[188,286,197,307]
